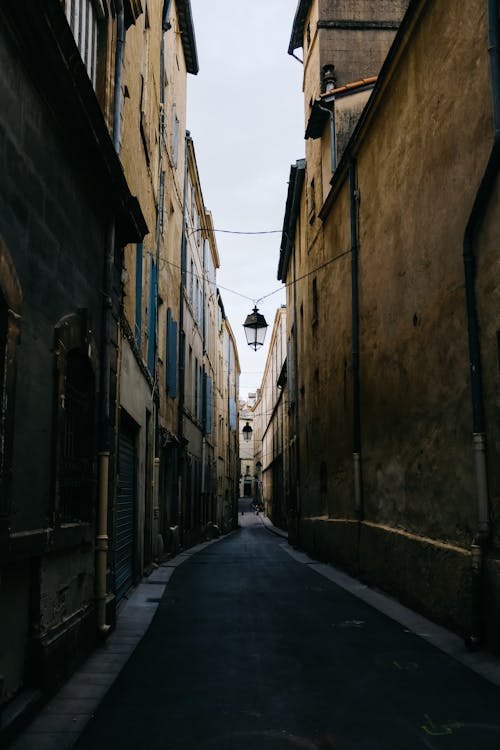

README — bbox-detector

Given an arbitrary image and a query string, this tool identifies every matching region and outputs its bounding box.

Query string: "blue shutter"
[166,308,178,398]
[147,257,157,374]
[135,243,143,346]
[229,397,237,431]
[204,375,213,435]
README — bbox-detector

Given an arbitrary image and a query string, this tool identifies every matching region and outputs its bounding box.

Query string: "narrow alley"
[9,502,500,750]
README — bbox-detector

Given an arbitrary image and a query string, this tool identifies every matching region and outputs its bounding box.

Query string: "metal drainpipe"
[291,246,301,545]
[201,237,207,522]
[349,160,363,522]
[177,132,191,541]
[318,101,336,174]
[463,0,500,649]
[151,24,168,553]
[96,0,125,635]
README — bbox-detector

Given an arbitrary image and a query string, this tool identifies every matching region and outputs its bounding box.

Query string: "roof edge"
[176,0,199,75]
[278,159,306,281]
[288,0,312,55]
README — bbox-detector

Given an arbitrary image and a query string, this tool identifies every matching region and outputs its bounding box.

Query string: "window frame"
[53,310,99,525]
[0,237,22,522]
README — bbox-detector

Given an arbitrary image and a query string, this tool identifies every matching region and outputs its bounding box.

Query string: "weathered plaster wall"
[293,0,500,645]
[356,0,490,544]
[0,13,113,697]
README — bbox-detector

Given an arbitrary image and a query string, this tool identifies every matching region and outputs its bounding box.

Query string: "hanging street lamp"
[243,306,268,350]
[242,422,253,442]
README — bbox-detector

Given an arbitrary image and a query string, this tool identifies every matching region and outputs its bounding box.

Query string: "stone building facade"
[0,0,147,718]
[216,306,240,533]
[281,0,500,651]
[0,0,241,731]
[253,307,289,529]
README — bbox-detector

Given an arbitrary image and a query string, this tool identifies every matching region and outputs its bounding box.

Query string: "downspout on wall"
[349,160,363,522]
[463,0,500,648]
[318,101,336,174]
[96,0,125,635]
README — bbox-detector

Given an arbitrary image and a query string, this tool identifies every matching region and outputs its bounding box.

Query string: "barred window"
[54,312,98,524]
[0,294,7,484]
[0,239,22,518]
[58,349,96,522]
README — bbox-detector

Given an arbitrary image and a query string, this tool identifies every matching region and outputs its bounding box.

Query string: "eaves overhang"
[176,0,199,74]
[305,77,378,139]
[277,159,306,282]
[277,359,287,389]
[1,0,148,244]
[288,0,312,55]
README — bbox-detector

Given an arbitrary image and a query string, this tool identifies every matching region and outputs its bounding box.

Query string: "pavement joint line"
[280,542,500,688]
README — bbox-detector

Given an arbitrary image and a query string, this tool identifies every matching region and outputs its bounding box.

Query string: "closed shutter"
[147,257,157,375]
[204,374,213,435]
[116,425,136,601]
[166,308,177,397]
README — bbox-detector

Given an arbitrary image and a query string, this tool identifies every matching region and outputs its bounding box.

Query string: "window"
[312,278,318,327]
[194,357,199,418]
[0,238,22,519]
[204,374,213,435]
[308,178,316,223]
[0,294,8,492]
[199,365,203,420]
[172,104,180,168]
[135,243,143,347]
[59,350,96,522]
[147,257,157,374]
[63,0,104,89]
[188,346,193,411]
[189,257,194,305]
[54,312,98,523]
[166,308,178,398]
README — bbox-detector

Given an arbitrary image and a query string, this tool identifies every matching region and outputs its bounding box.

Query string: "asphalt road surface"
[73,499,500,750]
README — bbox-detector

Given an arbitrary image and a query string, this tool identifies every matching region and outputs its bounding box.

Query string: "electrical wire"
[144,246,351,306]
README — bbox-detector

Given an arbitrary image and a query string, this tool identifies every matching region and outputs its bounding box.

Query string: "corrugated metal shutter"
[116,426,136,601]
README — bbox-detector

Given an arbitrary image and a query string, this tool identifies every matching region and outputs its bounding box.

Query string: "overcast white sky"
[187,1,305,400]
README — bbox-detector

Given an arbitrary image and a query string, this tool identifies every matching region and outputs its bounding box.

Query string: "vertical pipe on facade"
[151,25,168,548]
[96,450,111,634]
[291,246,301,544]
[462,0,500,648]
[201,238,207,515]
[96,0,125,635]
[349,160,363,520]
[177,132,191,538]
